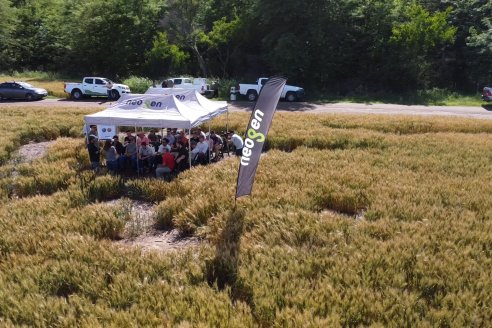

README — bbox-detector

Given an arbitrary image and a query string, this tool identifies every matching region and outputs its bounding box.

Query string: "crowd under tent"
[83,93,229,171]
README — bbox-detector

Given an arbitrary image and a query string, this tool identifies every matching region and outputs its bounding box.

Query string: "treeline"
[0,0,491,94]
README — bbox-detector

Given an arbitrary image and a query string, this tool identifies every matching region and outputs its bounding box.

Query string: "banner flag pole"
[235,76,287,199]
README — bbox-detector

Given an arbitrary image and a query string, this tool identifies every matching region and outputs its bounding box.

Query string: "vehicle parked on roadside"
[64,77,131,100]
[162,77,217,98]
[0,81,48,101]
[482,87,492,102]
[237,77,305,102]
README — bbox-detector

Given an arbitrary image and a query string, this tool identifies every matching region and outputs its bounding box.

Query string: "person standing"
[103,140,118,174]
[88,136,100,171]
[106,80,114,100]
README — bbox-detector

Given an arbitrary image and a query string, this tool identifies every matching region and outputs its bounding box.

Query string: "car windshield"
[17,82,34,88]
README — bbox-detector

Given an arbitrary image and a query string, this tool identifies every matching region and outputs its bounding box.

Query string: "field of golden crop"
[0,104,491,327]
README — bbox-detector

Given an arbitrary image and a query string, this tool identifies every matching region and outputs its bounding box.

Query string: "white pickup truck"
[64,77,131,100]
[163,77,217,98]
[238,77,305,102]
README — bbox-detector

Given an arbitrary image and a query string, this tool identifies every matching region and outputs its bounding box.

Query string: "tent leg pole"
[135,124,139,178]
[188,128,192,169]
[208,124,211,164]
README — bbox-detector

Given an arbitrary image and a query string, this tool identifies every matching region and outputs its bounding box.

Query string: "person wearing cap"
[138,141,155,173]
[136,132,150,147]
[155,147,175,179]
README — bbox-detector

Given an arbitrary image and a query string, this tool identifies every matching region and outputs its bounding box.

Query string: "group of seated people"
[87,126,244,179]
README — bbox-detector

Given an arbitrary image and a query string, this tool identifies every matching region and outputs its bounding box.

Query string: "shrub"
[86,175,124,202]
[122,76,153,94]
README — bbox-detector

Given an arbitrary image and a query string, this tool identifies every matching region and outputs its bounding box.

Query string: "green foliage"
[144,32,188,79]
[122,76,153,94]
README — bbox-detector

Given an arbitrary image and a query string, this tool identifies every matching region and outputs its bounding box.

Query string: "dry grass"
[0,105,491,326]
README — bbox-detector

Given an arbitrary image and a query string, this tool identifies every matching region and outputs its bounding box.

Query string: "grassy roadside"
[0,105,491,326]
[0,71,68,98]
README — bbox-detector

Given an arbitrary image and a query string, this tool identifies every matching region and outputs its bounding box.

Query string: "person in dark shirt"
[112,135,125,155]
[175,140,189,172]
[88,136,100,171]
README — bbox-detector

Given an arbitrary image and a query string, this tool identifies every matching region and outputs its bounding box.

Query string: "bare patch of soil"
[10,141,55,164]
[118,229,201,253]
[105,199,201,253]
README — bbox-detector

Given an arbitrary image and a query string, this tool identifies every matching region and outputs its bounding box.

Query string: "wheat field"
[0,104,491,327]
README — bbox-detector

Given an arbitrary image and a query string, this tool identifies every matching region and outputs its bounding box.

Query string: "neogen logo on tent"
[144,100,164,109]
[240,109,265,166]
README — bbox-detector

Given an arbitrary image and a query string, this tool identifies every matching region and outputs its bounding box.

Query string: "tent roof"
[84,93,226,129]
[144,88,227,118]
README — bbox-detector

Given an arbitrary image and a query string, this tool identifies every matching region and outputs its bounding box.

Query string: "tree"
[0,0,17,71]
[162,0,211,76]
[144,32,189,80]
[388,2,456,89]
[200,17,240,78]
[67,0,164,77]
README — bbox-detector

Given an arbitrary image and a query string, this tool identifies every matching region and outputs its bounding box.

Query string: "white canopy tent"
[84,92,229,172]
[84,93,226,129]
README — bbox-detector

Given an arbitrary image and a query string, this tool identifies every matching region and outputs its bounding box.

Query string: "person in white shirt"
[229,131,244,156]
[138,142,155,173]
[157,138,172,154]
[191,135,209,165]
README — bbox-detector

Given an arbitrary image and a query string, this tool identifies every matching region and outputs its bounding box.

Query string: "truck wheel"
[71,89,82,100]
[247,90,258,101]
[111,90,120,100]
[285,92,297,102]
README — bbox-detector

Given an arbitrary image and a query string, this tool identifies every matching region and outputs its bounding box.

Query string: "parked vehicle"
[482,87,492,102]
[64,77,131,100]
[237,77,305,102]
[163,77,217,98]
[0,81,48,101]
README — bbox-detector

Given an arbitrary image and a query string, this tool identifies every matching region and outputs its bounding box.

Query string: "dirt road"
[2,98,492,120]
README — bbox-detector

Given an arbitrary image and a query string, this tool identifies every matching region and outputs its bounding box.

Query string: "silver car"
[0,81,48,101]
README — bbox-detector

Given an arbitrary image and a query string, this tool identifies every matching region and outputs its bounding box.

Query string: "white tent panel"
[143,88,228,117]
[84,94,217,129]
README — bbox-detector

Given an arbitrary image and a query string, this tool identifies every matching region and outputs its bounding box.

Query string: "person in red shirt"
[155,148,175,179]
